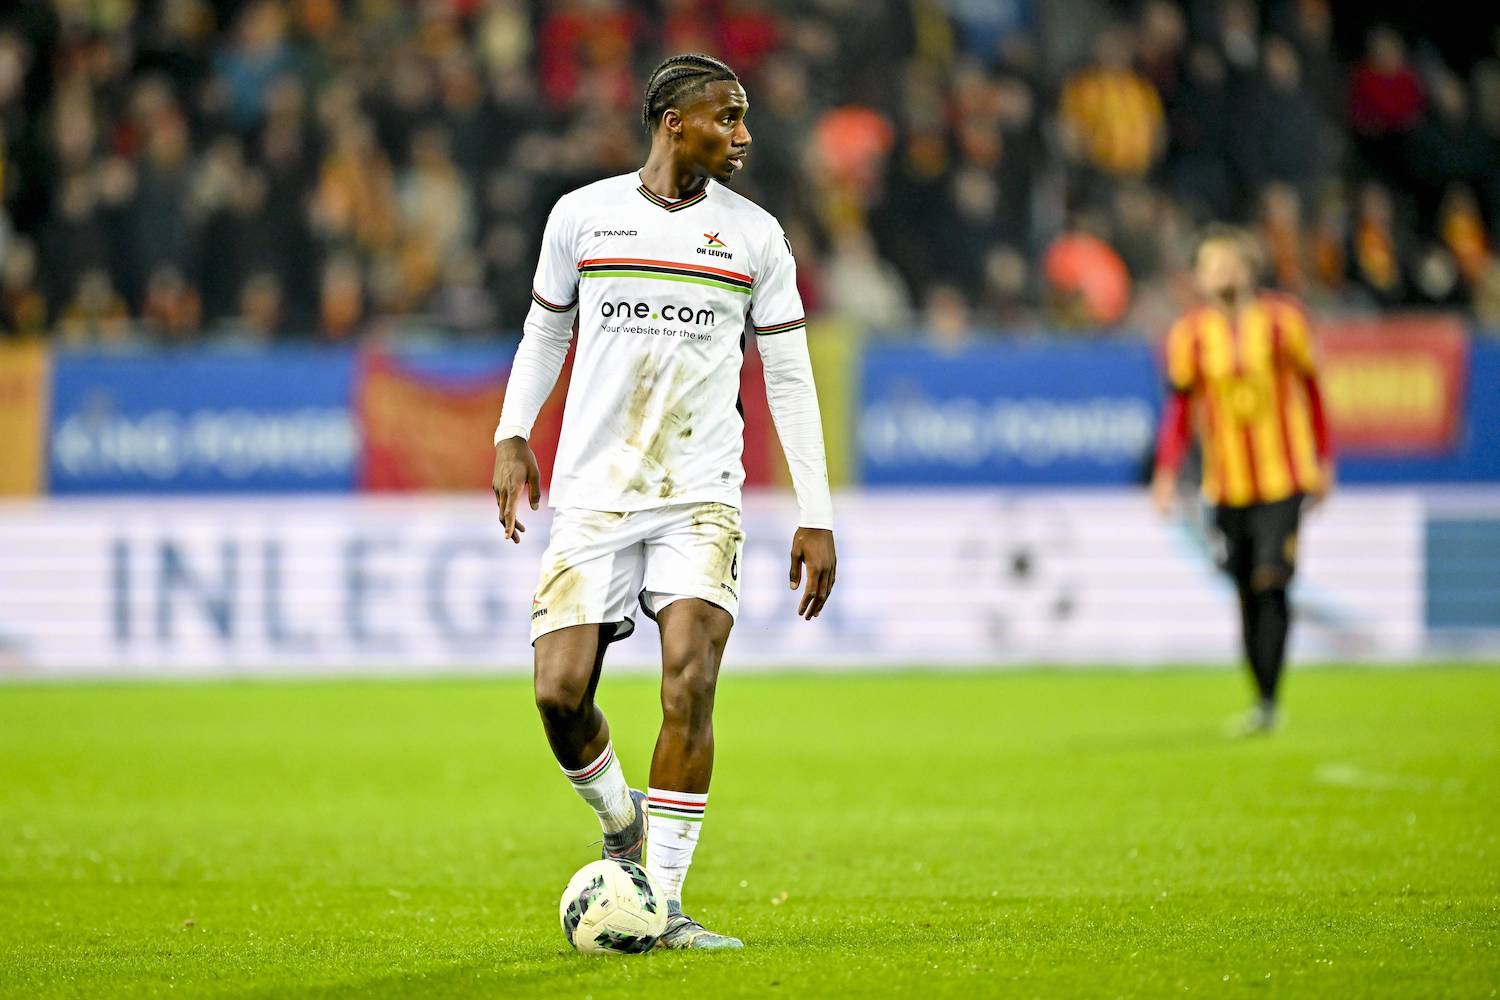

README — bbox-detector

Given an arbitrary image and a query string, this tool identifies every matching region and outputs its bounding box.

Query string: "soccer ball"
[558,858,667,955]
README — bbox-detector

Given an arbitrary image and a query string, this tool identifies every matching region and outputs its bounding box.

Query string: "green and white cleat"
[656,902,743,950]
[602,789,648,865]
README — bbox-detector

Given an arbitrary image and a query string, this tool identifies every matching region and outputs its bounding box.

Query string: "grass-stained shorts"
[530,501,745,646]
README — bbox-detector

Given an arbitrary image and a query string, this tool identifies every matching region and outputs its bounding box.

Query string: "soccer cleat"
[601,789,648,865]
[1233,701,1280,737]
[656,902,743,950]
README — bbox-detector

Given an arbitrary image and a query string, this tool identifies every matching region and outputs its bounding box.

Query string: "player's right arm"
[1150,314,1197,516]
[751,225,836,620]
[492,200,580,542]
[1270,296,1335,507]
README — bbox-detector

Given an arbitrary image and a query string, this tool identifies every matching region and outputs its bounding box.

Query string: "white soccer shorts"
[529,501,745,645]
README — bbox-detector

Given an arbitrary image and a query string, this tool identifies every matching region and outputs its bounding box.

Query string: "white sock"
[646,788,707,905]
[560,743,636,834]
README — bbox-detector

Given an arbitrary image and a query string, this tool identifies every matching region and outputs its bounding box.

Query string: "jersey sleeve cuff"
[493,424,529,445]
[797,504,834,530]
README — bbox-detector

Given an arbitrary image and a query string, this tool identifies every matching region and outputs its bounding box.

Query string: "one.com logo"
[600,299,716,325]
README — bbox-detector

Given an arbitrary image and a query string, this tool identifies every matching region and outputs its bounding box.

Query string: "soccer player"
[490,54,836,950]
[1150,225,1333,734]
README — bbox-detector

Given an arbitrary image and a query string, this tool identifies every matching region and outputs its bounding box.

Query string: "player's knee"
[660,660,718,728]
[1249,563,1290,594]
[534,673,591,723]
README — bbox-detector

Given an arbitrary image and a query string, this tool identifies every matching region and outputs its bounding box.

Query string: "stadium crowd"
[1,0,1499,344]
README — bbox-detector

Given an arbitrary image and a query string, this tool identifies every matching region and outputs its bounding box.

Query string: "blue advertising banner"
[49,348,359,493]
[857,339,1161,485]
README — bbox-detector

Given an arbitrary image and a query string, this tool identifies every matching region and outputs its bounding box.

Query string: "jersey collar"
[636,174,713,213]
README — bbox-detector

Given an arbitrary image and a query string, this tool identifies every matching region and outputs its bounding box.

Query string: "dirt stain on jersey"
[618,356,695,500]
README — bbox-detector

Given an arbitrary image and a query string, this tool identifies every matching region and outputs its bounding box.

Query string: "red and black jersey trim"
[531,289,577,312]
[636,184,710,213]
[752,316,806,335]
[577,258,754,291]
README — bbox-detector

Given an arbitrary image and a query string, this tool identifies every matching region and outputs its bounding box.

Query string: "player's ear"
[662,108,683,138]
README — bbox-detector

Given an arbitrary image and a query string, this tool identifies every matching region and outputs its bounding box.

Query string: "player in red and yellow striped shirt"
[1151,226,1334,732]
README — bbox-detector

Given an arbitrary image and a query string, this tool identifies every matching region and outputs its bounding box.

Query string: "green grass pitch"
[1,667,1497,998]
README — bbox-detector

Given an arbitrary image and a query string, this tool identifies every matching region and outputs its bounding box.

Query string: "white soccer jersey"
[496,171,832,527]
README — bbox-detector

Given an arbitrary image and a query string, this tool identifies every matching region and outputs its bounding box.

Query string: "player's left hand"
[492,436,541,543]
[1306,461,1336,511]
[789,527,836,620]
[1149,468,1176,517]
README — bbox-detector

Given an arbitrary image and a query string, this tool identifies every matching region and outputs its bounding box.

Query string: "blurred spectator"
[1308,186,1350,297]
[397,126,475,307]
[1111,184,1169,285]
[476,0,532,76]
[125,93,195,304]
[39,174,111,312]
[978,244,1032,328]
[2,1,1496,341]
[1349,26,1424,180]
[310,114,399,255]
[1216,0,1261,76]
[213,0,294,131]
[1236,36,1324,208]
[319,254,365,341]
[1350,181,1407,305]
[433,251,499,336]
[1283,0,1342,123]
[1059,27,1165,189]
[1440,185,1492,288]
[1136,0,1187,101]
[1,235,46,337]
[946,0,1034,67]
[1043,229,1131,328]
[1349,26,1425,138]
[1474,63,1500,235]
[822,228,911,332]
[922,283,972,353]
[718,0,782,79]
[57,269,131,346]
[740,53,813,211]
[810,104,895,211]
[1165,44,1235,219]
[1403,70,1491,219]
[536,0,641,113]
[1260,182,1308,295]
[870,124,949,303]
[213,270,285,344]
[1475,259,1500,327]
[140,264,202,342]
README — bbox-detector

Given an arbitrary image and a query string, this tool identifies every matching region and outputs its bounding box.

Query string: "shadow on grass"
[1062,724,1235,755]
[225,946,766,1000]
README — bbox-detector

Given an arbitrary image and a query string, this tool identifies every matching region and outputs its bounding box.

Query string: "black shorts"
[1212,494,1304,587]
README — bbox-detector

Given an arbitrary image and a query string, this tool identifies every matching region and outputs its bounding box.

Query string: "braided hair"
[640,53,739,132]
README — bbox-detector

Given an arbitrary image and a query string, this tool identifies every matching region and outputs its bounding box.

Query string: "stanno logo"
[595,229,638,237]
[703,232,727,248]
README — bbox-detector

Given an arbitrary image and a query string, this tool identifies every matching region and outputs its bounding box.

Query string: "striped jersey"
[528,171,806,513]
[1163,293,1327,507]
